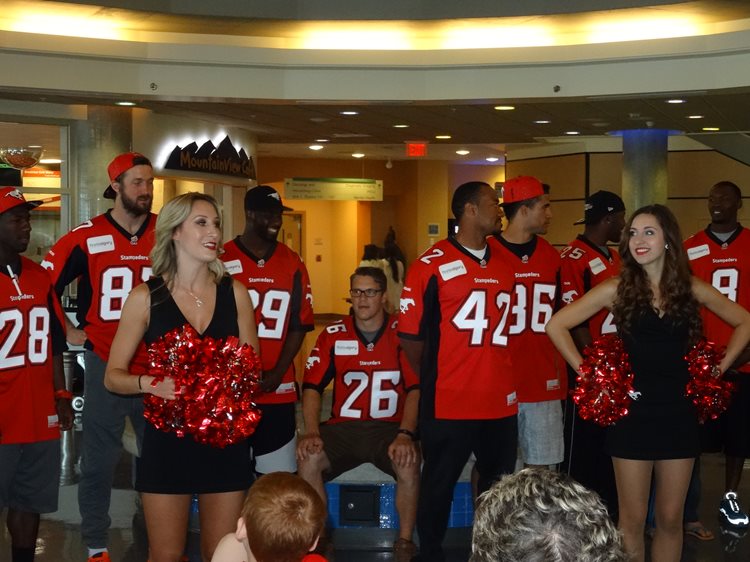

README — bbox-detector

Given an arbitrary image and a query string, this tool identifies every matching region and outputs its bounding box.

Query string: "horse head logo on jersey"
[305,356,320,370]
[400,298,416,314]
[562,289,578,304]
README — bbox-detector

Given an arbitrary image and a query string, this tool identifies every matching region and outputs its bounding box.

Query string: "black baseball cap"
[574,190,625,225]
[244,185,293,212]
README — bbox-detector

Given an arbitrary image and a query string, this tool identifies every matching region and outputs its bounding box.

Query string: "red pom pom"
[572,335,635,427]
[144,325,262,447]
[685,339,734,423]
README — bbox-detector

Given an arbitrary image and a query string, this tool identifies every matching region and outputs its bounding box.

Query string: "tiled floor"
[2,452,750,561]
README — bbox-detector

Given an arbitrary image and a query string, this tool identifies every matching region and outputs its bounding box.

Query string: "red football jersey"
[222,238,314,404]
[1,258,67,444]
[397,238,517,420]
[493,236,566,402]
[42,212,154,373]
[685,227,750,374]
[303,315,418,423]
[559,235,621,339]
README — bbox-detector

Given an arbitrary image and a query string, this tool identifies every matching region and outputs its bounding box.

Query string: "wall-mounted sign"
[284,178,383,201]
[164,135,256,180]
[24,167,61,178]
[406,142,428,157]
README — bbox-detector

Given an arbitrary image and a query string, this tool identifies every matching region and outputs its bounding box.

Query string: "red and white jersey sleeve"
[42,212,155,373]
[685,227,750,374]
[0,258,67,444]
[303,315,417,423]
[222,238,314,404]
[559,235,621,339]
[397,238,517,421]
[493,236,566,402]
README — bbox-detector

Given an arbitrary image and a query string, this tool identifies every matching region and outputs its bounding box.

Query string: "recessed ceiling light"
[393,124,409,128]
[435,135,452,140]
[456,149,470,156]
[666,99,686,104]
[27,145,42,148]
[494,105,515,111]
[115,101,136,106]
[340,111,359,116]
[39,158,62,164]
[308,145,324,151]
[533,120,550,124]
[687,115,704,119]
[486,157,500,162]
[315,138,329,142]
[352,152,365,158]
[702,127,720,131]
[565,131,580,135]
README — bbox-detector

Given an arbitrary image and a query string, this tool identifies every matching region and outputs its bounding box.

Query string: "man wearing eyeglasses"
[297,267,420,561]
[222,185,314,476]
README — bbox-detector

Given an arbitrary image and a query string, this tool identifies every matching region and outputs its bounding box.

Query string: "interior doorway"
[281,212,303,258]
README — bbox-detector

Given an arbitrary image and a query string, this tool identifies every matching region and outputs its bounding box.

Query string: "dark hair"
[452,181,490,220]
[712,180,742,200]
[114,155,153,184]
[502,183,550,221]
[384,227,407,283]
[613,204,702,345]
[351,266,387,292]
[361,244,384,261]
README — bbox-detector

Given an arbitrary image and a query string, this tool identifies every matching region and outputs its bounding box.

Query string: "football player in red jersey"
[297,267,420,560]
[494,176,565,469]
[222,186,314,475]
[399,181,517,562]
[684,181,750,535]
[0,187,72,562]
[559,190,625,517]
[42,152,155,562]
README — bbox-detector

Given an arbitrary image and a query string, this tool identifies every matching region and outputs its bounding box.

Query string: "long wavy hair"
[612,204,702,345]
[150,192,226,286]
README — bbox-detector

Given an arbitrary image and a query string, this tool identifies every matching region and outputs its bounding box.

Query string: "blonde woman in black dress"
[546,204,750,562]
[105,193,259,562]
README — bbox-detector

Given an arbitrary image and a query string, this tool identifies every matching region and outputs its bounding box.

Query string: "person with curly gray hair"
[470,468,627,562]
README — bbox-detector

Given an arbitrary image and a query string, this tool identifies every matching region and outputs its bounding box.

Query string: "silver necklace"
[185,288,204,307]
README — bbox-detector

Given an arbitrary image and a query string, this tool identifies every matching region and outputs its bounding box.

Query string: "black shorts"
[0,439,60,513]
[320,420,400,480]
[701,373,750,458]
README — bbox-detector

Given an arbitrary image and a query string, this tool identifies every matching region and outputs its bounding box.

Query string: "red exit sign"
[406,142,428,157]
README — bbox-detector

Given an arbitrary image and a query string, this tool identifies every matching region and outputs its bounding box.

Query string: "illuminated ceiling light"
[456,149,470,156]
[687,115,704,119]
[393,124,409,129]
[39,158,63,164]
[702,127,720,131]
[666,99,686,104]
[486,157,500,162]
[435,135,452,140]
[27,145,42,148]
[586,16,699,44]
[442,24,553,49]
[352,152,365,158]
[534,120,551,124]
[300,28,412,50]
[10,12,125,40]
[315,138,329,142]
[494,105,515,111]
[340,111,359,116]
[115,101,136,106]
[565,131,581,135]
[308,144,324,151]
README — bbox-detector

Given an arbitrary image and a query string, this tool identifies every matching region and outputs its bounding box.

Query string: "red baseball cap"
[103,152,151,199]
[0,186,42,215]
[501,176,544,204]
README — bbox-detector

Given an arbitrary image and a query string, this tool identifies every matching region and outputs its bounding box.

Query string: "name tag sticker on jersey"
[48,414,59,428]
[507,391,517,406]
[335,340,359,355]
[86,234,115,254]
[687,244,710,261]
[223,259,243,275]
[546,379,560,391]
[275,382,296,395]
[588,257,606,275]
[439,260,468,281]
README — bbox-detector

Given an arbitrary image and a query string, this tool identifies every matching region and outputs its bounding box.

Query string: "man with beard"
[222,186,314,476]
[0,187,73,562]
[42,152,155,562]
[684,181,750,537]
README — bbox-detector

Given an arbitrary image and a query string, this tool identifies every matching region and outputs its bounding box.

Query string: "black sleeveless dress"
[606,309,700,460]
[135,276,253,494]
